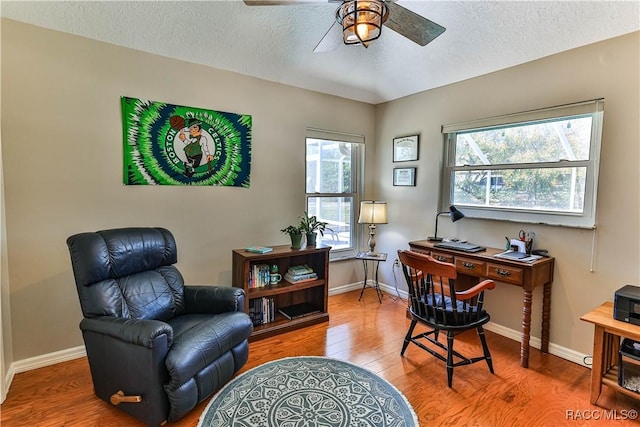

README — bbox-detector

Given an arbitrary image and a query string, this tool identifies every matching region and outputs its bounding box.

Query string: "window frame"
[440,99,604,228]
[305,129,364,260]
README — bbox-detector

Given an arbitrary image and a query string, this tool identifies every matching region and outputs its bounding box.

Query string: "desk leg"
[541,282,551,354]
[520,289,533,368]
[590,325,605,405]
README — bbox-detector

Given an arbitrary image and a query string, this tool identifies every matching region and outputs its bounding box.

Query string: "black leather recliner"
[66,227,253,426]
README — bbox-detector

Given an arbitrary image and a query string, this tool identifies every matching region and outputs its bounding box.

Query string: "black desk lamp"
[427,205,465,242]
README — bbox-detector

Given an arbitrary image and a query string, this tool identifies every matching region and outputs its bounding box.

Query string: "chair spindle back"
[398,250,487,327]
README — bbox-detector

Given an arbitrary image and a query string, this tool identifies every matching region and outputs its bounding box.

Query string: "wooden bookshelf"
[232,244,330,340]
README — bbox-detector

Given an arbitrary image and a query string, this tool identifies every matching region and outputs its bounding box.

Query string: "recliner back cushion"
[102,228,177,278]
[67,227,186,320]
[119,270,178,320]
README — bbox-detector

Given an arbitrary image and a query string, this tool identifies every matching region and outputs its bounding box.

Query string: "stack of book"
[249,264,271,288]
[284,264,317,283]
[248,297,275,326]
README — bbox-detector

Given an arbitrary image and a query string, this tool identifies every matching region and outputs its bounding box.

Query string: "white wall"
[373,32,640,356]
[0,129,12,404]
[0,19,375,361]
[1,17,638,372]
[0,17,13,402]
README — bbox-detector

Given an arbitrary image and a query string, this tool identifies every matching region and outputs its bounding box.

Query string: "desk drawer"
[455,256,486,277]
[411,247,430,256]
[431,251,454,264]
[487,263,524,285]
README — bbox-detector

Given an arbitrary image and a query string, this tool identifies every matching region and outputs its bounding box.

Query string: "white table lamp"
[358,201,388,254]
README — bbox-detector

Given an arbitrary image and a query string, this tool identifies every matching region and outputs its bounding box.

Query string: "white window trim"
[440,99,604,229]
[306,128,365,261]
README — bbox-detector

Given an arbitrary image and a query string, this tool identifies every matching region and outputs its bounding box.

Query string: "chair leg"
[401,319,418,355]
[477,326,494,374]
[446,331,454,387]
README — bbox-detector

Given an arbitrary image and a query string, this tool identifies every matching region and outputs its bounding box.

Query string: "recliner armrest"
[80,316,173,348]
[184,285,245,314]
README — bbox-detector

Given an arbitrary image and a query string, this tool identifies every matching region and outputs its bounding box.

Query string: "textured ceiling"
[2,0,639,104]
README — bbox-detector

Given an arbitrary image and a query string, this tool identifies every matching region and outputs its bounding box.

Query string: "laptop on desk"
[434,242,486,253]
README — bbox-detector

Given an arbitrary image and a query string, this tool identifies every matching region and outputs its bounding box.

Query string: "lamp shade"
[358,201,388,224]
[449,205,465,222]
[336,0,389,46]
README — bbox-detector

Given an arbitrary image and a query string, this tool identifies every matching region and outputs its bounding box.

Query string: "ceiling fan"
[243,0,446,53]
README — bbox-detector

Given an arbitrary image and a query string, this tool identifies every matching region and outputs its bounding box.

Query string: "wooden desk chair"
[398,250,496,387]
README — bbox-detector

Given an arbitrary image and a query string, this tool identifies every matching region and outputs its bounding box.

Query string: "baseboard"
[484,322,590,367]
[11,345,86,375]
[7,286,374,374]
[5,290,590,384]
[2,364,14,404]
[329,280,409,300]
[379,282,409,300]
[333,281,589,368]
[328,281,363,296]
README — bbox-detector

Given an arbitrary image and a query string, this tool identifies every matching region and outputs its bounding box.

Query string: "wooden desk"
[581,302,640,405]
[408,240,555,368]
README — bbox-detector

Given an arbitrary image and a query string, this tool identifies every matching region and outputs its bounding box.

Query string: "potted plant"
[299,211,330,246]
[281,225,303,249]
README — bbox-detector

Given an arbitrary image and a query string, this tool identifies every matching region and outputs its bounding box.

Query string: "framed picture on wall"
[393,135,419,162]
[393,167,416,186]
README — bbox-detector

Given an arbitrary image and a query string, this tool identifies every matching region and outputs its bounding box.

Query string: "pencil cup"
[525,239,533,255]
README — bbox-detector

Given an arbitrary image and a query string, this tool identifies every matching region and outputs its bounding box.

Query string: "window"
[441,100,604,228]
[306,129,364,260]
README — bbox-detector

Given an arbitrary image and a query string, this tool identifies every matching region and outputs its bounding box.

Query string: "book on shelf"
[288,264,314,275]
[245,246,273,254]
[250,264,271,288]
[284,272,318,283]
[278,302,321,320]
[249,296,275,326]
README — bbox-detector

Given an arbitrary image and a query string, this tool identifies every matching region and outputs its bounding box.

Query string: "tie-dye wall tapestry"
[122,97,252,186]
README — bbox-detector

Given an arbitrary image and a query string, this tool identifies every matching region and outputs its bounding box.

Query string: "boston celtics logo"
[166,116,222,178]
[121,97,252,187]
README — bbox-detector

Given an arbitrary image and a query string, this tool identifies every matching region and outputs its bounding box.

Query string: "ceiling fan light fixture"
[336,0,389,47]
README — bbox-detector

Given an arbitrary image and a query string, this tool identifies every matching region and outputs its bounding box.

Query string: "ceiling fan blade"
[314,22,343,53]
[384,2,445,46]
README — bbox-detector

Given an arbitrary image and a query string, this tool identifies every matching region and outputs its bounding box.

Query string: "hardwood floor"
[2,290,638,426]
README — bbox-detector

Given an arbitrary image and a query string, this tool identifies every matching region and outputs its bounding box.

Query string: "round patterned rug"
[198,356,418,427]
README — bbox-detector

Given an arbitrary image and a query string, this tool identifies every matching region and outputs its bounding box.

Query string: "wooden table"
[581,302,640,405]
[408,240,555,368]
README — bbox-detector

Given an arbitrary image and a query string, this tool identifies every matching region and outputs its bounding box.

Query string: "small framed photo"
[393,135,419,162]
[393,167,416,186]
